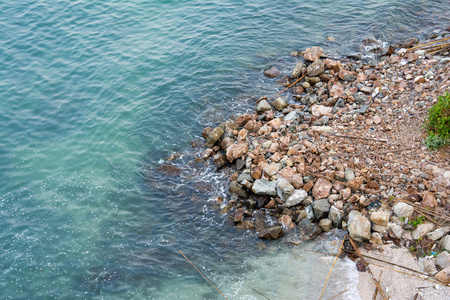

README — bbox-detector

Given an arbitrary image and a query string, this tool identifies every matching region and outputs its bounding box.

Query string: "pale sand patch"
[357,244,450,300]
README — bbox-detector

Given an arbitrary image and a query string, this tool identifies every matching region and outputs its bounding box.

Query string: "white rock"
[427,227,450,241]
[393,202,414,218]
[412,222,435,240]
[441,235,450,251]
[284,189,308,207]
[388,222,404,239]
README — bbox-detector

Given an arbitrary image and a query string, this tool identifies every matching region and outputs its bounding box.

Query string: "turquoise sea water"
[1,1,449,299]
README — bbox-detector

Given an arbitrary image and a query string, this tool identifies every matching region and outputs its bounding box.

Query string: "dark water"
[1,1,449,298]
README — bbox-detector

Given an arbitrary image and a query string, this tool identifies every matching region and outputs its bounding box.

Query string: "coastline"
[194,30,450,298]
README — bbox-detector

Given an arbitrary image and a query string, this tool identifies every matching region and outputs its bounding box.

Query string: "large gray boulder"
[427,226,450,241]
[277,179,295,200]
[441,235,450,251]
[436,252,450,269]
[252,179,277,196]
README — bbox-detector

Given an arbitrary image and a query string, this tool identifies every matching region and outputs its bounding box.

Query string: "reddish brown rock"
[303,180,315,192]
[291,174,304,189]
[244,120,261,132]
[252,166,263,179]
[324,59,341,71]
[220,137,234,151]
[312,178,332,200]
[268,118,282,130]
[226,143,248,162]
[235,114,252,126]
[347,177,364,189]
[258,225,283,240]
[311,104,333,117]
[330,83,344,99]
[237,128,248,142]
[422,191,438,208]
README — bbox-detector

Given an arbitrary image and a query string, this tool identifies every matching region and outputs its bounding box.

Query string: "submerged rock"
[156,164,182,176]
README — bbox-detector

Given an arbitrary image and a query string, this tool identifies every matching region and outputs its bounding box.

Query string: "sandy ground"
[356,244,450,300]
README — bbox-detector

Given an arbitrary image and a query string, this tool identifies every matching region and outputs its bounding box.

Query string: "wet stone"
[264,66,280,78]
[258,225,283,240]
[298,218,322,240]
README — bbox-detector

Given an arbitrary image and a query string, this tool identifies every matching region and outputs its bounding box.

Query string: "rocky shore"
[198,35,450,288]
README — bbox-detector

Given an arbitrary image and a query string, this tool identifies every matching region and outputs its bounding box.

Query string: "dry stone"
[226,143,248,162]
[393,202,414,218]
[284,189,308,207]
[370,210,391,226]
[312,178,332,200]
[348,211,371,242]
[412,222,435,240]
[252,179,277,196]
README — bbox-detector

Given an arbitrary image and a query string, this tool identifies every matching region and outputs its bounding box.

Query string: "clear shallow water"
[0,0,449,298]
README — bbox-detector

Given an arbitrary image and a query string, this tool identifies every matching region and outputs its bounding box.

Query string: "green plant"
[424,91,450,149]
[408,215,425,227]
[424,132,448,150]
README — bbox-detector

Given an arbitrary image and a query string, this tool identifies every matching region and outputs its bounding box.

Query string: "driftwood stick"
[319,238,346,299]
[372,271,383,300]
[347,236,388,300]
[247,285,271,300]
[270,73,307,99]
[178,250,228,299]
[407,37,450,50]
